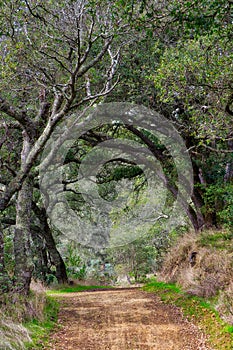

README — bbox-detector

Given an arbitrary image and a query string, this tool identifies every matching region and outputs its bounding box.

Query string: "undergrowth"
[198,230,233,250]
[0,282,59,350]
[24,296,59,349]
[158,229,233,324]
[0,282,114,349]
[144,279,233,350]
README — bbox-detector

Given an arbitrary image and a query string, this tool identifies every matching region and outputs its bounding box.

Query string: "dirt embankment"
[49,288,211,350]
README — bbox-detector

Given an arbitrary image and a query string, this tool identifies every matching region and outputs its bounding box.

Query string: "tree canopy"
[0,0,232,295]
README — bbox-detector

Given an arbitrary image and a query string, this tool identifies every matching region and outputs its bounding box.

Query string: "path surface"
[49,288,211,350]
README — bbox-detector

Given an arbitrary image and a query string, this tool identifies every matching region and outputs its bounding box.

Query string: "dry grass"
[0,313,31,350]
[0,281,47,323]
[0,280,48,349]
[158,229,233,323]
[216,281,233,325]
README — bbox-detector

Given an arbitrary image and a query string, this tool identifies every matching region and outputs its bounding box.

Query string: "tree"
[0,0,132,294]
[149,5,233,228]
[1,0,232,295]
[106,0,233,229]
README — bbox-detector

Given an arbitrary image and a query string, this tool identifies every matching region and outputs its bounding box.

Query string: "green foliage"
[198,230,233,250]
[0,0,232,304]
[202,183,233,228]
[84,258,117,285]
[169,0,233,37]
[145,278,181,293]
[47,284,112,294]
[64,243,87,280]
[107,229,166,282]
[45,274,58,286]
[2,229,14,280]
[219,186,233,229]
[0,287,58,349]
[24,296,59,349]
[153,34,233,139]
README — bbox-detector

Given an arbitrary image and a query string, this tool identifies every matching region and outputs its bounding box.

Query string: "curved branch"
[0,96,36,139]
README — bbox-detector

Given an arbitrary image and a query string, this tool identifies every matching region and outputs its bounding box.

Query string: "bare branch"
[75,37,113,78]
[70,77,119,110]
[39,50,72,73]
[24,0,47,24]
[0,96,36,139]
[201,143,233,153]
[0,120,20,130]
[85,74,91,97]
[105,46,120,91]
[51,92,64,117]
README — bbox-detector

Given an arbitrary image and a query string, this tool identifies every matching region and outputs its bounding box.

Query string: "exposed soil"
[48,288,212,350]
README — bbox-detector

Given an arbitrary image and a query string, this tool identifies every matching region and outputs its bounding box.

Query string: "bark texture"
[0,224,11,292]
[13,133,34,295]
[32,202,68,284]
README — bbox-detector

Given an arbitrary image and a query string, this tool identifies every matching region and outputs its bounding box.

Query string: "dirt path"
[49,288,211,350]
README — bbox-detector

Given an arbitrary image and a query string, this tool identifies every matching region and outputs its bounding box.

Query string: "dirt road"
[49,288,211,350]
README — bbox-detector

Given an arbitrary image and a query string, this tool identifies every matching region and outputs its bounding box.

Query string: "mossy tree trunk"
[32,203,68,284]
[13,132,34,295]
[0,223,11,292]
[43,225,68,284]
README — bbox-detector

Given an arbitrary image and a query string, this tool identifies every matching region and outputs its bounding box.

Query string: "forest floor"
[48,288,212,350]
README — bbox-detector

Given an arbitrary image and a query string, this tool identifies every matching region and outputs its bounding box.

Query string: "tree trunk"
[13,132,33,295]
[0,223,11,292]
[190,190,205,229]
[32,202,68,284]
[30,230,51,283]
[184,204,203,232]
[224,140,233,183]
[43,223,68,284]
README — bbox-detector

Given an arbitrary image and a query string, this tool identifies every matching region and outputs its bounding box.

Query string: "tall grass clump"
[0,314,31,350]
[158,229,233,324]
[0,280,58,350]
[216,281,233,325]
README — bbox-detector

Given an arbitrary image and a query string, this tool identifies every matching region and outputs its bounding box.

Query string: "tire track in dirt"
[49,288,212,350]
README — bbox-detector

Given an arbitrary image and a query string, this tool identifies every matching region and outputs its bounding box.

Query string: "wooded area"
[0,0,232,300]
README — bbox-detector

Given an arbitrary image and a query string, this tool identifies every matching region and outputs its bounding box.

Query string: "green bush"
[64,243,87,280]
